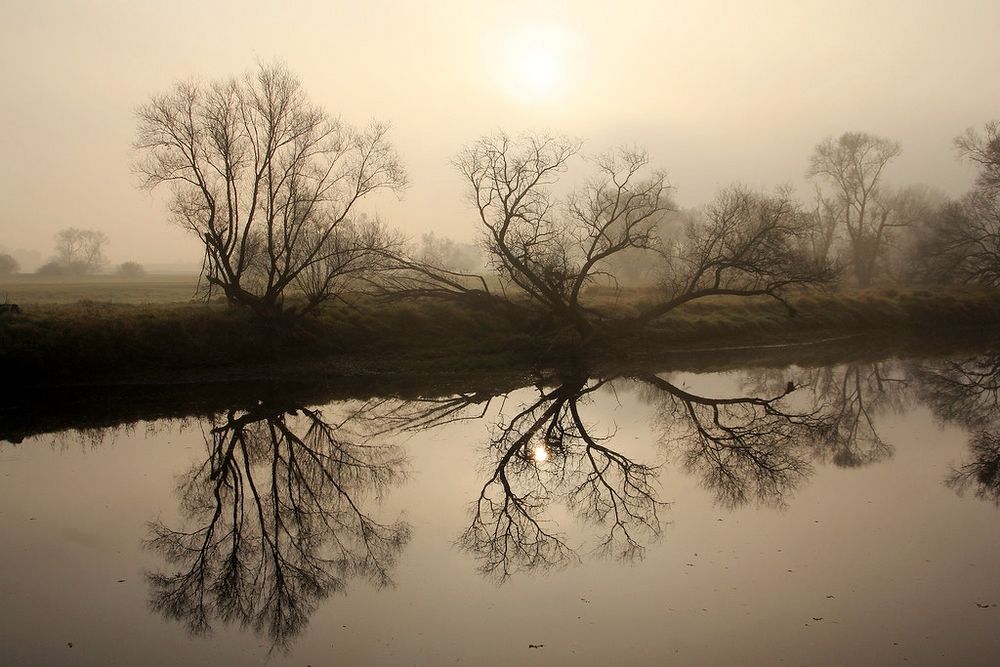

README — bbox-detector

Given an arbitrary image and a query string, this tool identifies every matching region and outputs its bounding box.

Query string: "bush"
[35,261,69,276]
[116,261,146,278]
[0,254,19,276]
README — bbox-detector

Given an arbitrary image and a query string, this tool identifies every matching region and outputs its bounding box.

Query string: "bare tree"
[51,227,108,274]
[134,62,407,316]
[636,185,833,324]
[455,133,672,334]
[916,121,1000,286]
[955,120,1000,195]
[808,131,902,287]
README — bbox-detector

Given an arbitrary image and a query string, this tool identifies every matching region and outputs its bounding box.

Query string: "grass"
[3,278,1000,386]
[0,273,199,304]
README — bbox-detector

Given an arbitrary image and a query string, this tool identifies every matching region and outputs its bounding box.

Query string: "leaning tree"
[455,132,672,334]
[455,132,832,336]
[134,62,407,316]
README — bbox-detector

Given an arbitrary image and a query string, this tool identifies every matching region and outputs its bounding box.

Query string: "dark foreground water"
[3,348,1000,665]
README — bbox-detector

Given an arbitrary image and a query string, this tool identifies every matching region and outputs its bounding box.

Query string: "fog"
[2,0,999,266]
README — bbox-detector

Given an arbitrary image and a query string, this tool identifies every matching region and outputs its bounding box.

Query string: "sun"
[514,43,562,95]
[502,24,573,103]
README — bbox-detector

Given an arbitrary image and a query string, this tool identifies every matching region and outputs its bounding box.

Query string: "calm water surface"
[3,353,1000,665]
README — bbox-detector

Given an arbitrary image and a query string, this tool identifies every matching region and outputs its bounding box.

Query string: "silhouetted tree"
[955,120,1000,194]
[134,62,407,316]
[455,133,672,334]
[636,185,834,323]
[914,121,1000,286]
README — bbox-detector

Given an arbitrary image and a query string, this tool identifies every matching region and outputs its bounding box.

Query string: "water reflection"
[643,373,824,509]
[457,377,663,581]
[792,362,908,467]
[8,350,1000,650]
[917,353,1000,504]
[145,403,410,647]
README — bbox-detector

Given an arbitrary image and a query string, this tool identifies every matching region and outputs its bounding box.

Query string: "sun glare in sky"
[502,24,574,104]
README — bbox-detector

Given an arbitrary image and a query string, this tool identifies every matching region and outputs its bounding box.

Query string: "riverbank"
[2,287,1000,387]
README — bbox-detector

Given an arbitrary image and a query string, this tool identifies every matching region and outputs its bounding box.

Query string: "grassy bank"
[2,287,1000,386]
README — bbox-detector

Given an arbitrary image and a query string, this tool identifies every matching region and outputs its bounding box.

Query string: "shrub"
[116,261,146,278]
[0,254,19,276]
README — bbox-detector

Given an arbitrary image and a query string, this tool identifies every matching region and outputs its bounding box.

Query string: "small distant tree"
[116,261,146,278]
[808,132,902,287]
[0,254,19,276]
[52,227,108,274]
[134,62,407,317]
[414,233,483,274]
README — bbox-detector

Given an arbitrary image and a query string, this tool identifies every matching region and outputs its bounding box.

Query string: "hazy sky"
[2,0,999,266]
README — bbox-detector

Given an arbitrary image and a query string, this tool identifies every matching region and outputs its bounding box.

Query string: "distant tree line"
[27,228,145,278]
[132,62,1000,336]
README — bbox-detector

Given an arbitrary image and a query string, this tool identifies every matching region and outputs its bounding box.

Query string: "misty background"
[2,0,999,270]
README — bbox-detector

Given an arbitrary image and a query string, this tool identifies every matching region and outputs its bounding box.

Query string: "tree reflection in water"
[139,355,997,630]
[439,370,881,580]
[642,374,825,509]
[917,353,1000,504]
[145,404,410,648]
[745,362,908,470]
[457,377,663,581]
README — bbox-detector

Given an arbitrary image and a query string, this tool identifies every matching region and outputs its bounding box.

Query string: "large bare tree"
[636,185,834,324]
[455,133,672,334]
[917,121,1000,286]
[807,131,902,287]
[134,63,407,316]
